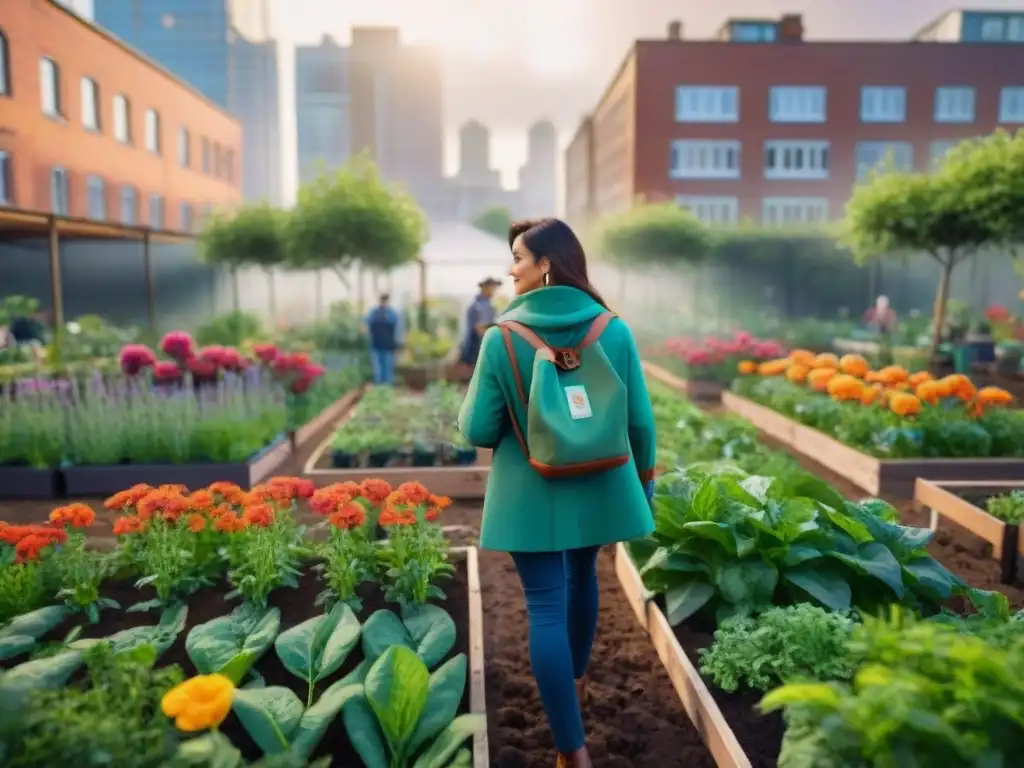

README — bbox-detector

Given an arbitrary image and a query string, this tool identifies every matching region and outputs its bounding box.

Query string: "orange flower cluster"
[0,522,68,563]
[379,482,452,527]
[310,479,393,530]
[745,349,1014,419]
[49,503,96,529]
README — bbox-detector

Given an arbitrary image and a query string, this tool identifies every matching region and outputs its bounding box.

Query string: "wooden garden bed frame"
[290,388,365,450]
[723,392,1024,498]
[915,479,1024,584]
[642,361,723,403]
[302,393,491,499]
[614,543,751,768]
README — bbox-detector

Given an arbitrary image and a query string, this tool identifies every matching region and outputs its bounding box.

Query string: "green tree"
[200,203,288,323]
[596,203,712,266]
[284,156,427,288]
[842,160,998,357]
[472,206,512,239]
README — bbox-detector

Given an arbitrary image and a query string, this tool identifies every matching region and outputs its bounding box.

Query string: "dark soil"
[757,433,1024,610]
[5,565,470,767]
[671,614,783,768]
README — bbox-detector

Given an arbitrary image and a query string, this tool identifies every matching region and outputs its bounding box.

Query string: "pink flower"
[152,361,183,382]
[159,331,195,362]
[684,349,712,366]
[119,344,156,376]
[186,357,218,380]
[734,331,751,345]
[273,352,311,377]
[253,344,279,364]
[288,363,325,395]
[198,345,227,367]
[219,347,246,372]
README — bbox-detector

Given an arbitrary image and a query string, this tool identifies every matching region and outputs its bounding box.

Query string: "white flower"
[66,322,82,335]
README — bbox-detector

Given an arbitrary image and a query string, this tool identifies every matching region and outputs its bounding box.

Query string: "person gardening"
[457,277,502,372]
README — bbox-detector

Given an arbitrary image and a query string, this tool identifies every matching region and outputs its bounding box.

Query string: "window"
[769,86,826,123]
[50,167,69,215]
[149,195,165,228]
[1010,17,1024,41]
[0,30,10,96]
[112,95,130,143]
[40,57,61,117]
[213,143,222,177]
[145,109,161,153]
[930,140,961,168]
[860,86,906,123]
[225,149,235,183]
[80,77,100,130]
[201,137,211,173]
[120,186,137,224]
[981,17,1005,40]
[86,175,106,220]
[764,140,829,179]
[732,22,776,42]
[999,87,1024,123]
[934,87,975,123]
[762,197,829,226]
[180,202,192,231]
[676,196,739,226]
[670,140,740,179]
[178,127,190,167]
[675,86,739,123]
[855,141,914,179]
[0,151,11,204]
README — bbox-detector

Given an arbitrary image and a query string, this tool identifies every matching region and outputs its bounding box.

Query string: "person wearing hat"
[458,277,502,370]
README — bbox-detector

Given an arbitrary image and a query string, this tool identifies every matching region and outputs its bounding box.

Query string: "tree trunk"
[929,257,954,359]
[266,268,278,329]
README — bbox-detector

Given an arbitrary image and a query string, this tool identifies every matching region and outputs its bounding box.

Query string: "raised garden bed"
[615,544,758,768]
[306,385,490,500]
[62,435,293,496]
[723,391,1024,498]
[289,388,363,451]
[915,478,1024,584]
[0,466,61,500]
[642,361,722,403]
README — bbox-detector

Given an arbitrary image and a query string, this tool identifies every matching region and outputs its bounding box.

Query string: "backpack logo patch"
[564,385,593,420]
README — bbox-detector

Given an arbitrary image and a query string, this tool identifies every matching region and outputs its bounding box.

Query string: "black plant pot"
[368,450,396,468]
[411,450,438,467]
[331,450,357,468]
[453,448,478,466]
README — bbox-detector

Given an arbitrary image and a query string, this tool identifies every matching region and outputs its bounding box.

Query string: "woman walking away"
[458,218,657,766]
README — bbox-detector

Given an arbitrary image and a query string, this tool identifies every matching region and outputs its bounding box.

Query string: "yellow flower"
[738,360,757,375]
[161,674,235,732]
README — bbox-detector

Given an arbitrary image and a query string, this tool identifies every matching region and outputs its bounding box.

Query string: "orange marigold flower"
[429,494,452,511]
[827,374,864,402]
[241,504,275,528]
[209,504,233,519]
[396,482,430,506]
[158,484,189,495]
[187,513,207,533]
[244,484,293,507]
[789,349,816,366]
[424,507,440,522]
[813,353,839,369]
[49,503,96,529]
[14,534,56,563]
[359,479,392,505]
[861,384,883,405]
[786,364,810,383]
[915,380,942,406]
[757,359,790,377]
[104,484,154,511]
[864,370,885,384]
[214,511,247,533]
[113,516,147,536]
[266,476,316,499]
[908,371,933,387]
[878,366,909,386]
[137,490,190,523]
[737,360,757,375]
[189,490,215,513]
[328,501,367,530]
[839,354,869,378]
[977,386,1013,406]
[889,392,923,417]
[379,508,416,527]
[207,482,245,505]
[309,486,352,517]
[807,368,837,392]
[0,524,67,547]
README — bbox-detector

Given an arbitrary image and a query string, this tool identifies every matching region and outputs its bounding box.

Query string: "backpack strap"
[498,324,530,456]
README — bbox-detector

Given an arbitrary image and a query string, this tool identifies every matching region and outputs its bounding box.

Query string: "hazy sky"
[274,0,1024,200]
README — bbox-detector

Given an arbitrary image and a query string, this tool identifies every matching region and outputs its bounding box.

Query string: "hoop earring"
[543,272,550,286]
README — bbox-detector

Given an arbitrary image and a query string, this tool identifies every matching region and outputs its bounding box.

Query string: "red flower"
[153,361,183,383]
[985,305,1011,323]
[253,344,279,364]
[119,344,157,376]
[187,356,219,379]
[113,516,146,536]
[288,362,326,395]
[159,331,196,361]
[242,504,275,528]
[198,345,227,367]
[219,347,246,372]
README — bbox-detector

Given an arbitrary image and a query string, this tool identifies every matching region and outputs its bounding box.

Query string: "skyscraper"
[518,120,557,217]
[457,120,493,185]
[92,0,281,204]
[295,35,350,186]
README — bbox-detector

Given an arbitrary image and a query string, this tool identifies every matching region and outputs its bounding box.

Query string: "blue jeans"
[510,546,601,753]
[370,349,396,385]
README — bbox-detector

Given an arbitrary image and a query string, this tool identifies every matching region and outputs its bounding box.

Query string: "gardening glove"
[644,480,655,503]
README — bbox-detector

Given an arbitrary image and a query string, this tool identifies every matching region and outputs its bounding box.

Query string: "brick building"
[0,0,242,232]
[565,10,1024,231]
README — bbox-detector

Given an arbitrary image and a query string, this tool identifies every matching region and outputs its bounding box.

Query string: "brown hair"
[507,218,609,309]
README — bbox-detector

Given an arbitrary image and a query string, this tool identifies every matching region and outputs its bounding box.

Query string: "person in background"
[864,295,897,365]
[365,293,402,385]
[458,277,502,372]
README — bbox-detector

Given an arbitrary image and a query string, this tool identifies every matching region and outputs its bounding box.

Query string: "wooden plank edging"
[460,545,490,768]
[613,544,751,768]
[292,387,364,449]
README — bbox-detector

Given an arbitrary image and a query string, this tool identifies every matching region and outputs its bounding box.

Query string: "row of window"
[26,47,235,182]
[979,15,1024,42]
[0,151,207,230]
[669,139,957,180]
[675,85,1024,125]
[676,196,829,227]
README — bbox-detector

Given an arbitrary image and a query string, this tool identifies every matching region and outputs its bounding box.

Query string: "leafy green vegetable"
[0,606,70,662]
[186,603,281,684]
[361,605,456,671]
[699,604,858,692]
[275,601,361,707]
[70,603,187,660]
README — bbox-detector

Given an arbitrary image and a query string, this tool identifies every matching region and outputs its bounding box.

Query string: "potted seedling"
[449,428,477,466]
[365,427,402,468]
[330,423,367,468]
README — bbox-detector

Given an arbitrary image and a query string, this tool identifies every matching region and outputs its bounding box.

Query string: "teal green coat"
[457,286,657,553]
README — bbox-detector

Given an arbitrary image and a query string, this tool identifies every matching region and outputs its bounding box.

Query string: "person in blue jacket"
[365,293,402,385]
[458,277,502,371]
